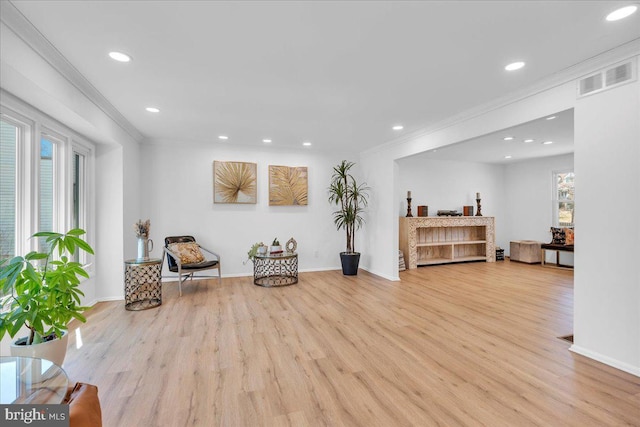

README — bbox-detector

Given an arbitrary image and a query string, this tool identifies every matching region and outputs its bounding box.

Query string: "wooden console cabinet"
[399,216,496,269]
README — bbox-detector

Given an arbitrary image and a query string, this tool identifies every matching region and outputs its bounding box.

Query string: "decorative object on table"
[406,190,413,217]
[417,206,428,217]
[213,161,257,204]
[328,160,370,275]
[437,210,462,216]
[269,165,308,206]
[496,247,505,261]
[285,237,297,253]
[463,206,474,216]
[270,238,282,254]
[0,229,94,366]
[257,243,268,255]
[245,242,267,264]
[475,192,482,216]
[134,219,153,261]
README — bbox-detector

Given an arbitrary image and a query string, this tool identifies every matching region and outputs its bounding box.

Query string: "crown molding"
[365,38,640,157]
[1,1,144,142]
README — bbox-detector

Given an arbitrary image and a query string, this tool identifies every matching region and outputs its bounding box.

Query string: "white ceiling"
[421,108,575,164]
[6,1,640,155]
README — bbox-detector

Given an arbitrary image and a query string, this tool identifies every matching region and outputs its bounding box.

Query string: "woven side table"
[124,258,162,310]
[253,253,298,287]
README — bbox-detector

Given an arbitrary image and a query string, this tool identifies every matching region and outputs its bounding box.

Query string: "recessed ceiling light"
[392,125,404,131]
[524,139,534,143]
[503,136,514,141]
[108,51,132,62]
[263,139,272,143]
[302,141,312,146]
[505,61,525,71]
[218,135,229,140]
[606,5,637,21]
[145,107,159,113]
[542,141,553,145]
[504,155,512,159]
[546,116,556,120]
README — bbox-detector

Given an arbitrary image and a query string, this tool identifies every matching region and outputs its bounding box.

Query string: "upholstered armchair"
[163,236,221,296]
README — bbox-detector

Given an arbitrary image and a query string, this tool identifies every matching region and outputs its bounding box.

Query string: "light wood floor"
[63,260,640,427]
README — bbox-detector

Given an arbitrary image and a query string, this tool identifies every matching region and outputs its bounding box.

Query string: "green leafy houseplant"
[0,229,94,346]
[328,160,369,275]
[246,242,262,261]
[328,160,370,254]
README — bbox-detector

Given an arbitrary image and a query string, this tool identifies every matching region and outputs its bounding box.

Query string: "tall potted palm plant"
[328,160,370,275]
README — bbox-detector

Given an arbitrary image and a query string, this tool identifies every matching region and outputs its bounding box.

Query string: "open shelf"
[400,217,496,269]
[417,240,487,247]
[418,255,487,266]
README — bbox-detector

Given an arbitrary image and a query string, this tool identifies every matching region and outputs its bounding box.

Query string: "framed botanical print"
[269,165,308,206]
[213,161,257,204]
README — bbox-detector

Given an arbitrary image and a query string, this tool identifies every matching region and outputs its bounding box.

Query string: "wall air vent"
[579,74,602,96]
[577,60,636,98]
[605,62,632,86]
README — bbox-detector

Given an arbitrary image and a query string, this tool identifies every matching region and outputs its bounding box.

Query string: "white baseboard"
[84,299,100,307]
[360,266,400,281]
[570,344,640,378]
[299,267,341,273]
[161,267,341,281]
[95,267,387,301]
[96,296,124,302]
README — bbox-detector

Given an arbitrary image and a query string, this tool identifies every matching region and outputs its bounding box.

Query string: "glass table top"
[0,356,69,404]
[254,252,297,260]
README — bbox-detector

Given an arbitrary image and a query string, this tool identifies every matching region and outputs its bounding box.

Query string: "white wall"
[573,76,640,376]
[504,153,574,266]
[396,156,507,250]
[94,144,125,300]
[140,141,352,277]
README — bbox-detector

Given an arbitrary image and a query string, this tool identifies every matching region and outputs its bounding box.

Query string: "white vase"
[10,331,69,367]
[137,237,153,260]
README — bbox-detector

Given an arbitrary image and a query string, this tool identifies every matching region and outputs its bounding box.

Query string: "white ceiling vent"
[578,60,636,98]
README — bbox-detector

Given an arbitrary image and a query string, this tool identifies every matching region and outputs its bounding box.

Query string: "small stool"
[510,240,541,264]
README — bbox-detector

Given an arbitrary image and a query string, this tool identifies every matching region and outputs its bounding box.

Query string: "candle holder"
[406,198,413,217]
[475,198,482,216]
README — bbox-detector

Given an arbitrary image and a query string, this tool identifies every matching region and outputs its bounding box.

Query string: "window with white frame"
[0,103,94,268]
[553,170,575,227]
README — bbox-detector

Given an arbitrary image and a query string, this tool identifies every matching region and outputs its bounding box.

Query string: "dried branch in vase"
[134,219,151,238]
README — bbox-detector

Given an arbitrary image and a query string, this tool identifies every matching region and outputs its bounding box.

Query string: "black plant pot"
[340,252,361,275]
